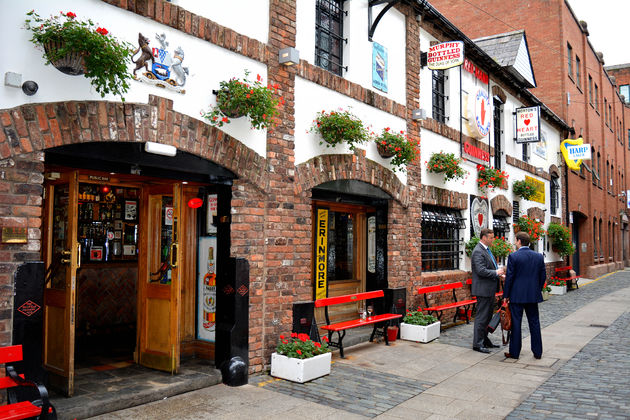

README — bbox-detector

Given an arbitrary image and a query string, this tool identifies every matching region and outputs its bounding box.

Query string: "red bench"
[0,345,56,420]
[418,282,477,324]
[315,290,402,358]
[555,266,580,289]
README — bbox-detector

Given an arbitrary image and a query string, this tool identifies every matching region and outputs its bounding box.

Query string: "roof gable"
[474,30,537,88]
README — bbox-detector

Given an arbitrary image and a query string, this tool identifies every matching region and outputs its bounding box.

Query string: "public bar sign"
[428,41,464,70]
[462,141,490,165]
[515,106,541,143]
[315,209,328,300]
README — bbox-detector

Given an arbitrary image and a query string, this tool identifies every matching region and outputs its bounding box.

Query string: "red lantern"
[188,197,203,209]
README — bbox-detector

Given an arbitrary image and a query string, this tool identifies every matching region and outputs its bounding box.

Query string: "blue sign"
[372,42,388,93]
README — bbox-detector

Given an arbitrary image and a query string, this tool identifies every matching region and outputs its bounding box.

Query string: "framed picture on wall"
[114,220,123,230]
[124,201,137,221]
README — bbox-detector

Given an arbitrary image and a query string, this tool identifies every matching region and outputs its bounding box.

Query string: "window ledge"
[568,74,575,84]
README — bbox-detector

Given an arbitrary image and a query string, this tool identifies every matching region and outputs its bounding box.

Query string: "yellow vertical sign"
[525,176,546,204]
[315,209,328,300]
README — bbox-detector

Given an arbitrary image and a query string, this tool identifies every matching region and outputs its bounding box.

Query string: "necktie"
[487,247,497,269]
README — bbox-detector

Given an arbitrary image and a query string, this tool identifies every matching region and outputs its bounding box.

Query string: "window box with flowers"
[476,165,509,192]
[310,109,369,151]
[204,70,282,130]
[513,178,540,201]
[271,333,331,383]
[514,215,545,242]
[373,128,419,172]
[400,311,440,343]
[548,277,567,295]
[25,10,133,99]
[547,223,576,257]
[427,152,466,181]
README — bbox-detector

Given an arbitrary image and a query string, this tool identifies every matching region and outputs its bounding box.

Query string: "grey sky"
[567,0,630,67]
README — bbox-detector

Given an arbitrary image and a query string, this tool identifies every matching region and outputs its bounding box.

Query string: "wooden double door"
[42,170,187,396]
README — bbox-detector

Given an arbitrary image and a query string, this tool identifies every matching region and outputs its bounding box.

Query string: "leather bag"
[487,311,501,334]
[499,301,511,345]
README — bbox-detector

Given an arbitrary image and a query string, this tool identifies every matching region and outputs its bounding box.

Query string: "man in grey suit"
[471,228,505,353]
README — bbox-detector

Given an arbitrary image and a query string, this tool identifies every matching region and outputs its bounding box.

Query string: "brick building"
[429,0,629,278]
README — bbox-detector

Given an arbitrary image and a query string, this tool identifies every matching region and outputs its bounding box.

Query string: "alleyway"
[91,270,630,419]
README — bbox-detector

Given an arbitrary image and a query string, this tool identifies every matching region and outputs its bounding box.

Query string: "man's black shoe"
[484,342,500,348]
[534,354,542,359]
[504,352,519,359]
[473,346,491,354]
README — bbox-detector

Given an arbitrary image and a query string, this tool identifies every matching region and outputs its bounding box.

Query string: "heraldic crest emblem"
[132,32,188,94]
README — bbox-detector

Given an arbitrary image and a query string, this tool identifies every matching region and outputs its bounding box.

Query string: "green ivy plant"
[513,178,540,200]
[403,310,438,326]
[311,109,369,151]
[25,10,133,99]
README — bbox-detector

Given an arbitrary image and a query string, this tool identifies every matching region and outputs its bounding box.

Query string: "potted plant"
[542,283,551,301]
[204,70,282,130]
[514,215,545,242]
[547,223,576,257]
[25,10,133,99]
[271,333,331,383]
[373,128,419,172]
[512,178,540,201]
[400,310,440,343]
[548,277,567,295]
[465,235,513,259]
[310,109,369,151]
[427,151,466,181]
[476,165,509,192]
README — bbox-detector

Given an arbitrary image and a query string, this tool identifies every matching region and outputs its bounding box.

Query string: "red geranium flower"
[66,12,76,19]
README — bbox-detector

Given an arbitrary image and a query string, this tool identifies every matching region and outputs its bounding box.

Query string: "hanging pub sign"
[470,196,489,238]
[560,137,589,170]
[427,41,464,70]
[515,106,541,143]
[315,209,328,300]
[525,176,546,204]
[372,42,388,93]
[462,141,490,165]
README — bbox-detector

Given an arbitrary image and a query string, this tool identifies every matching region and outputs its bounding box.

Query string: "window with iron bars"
[315,0,346,76]
[550,175,560,215]
[432,70,447,123]
[493,216,510,266]
[421,205,464,272]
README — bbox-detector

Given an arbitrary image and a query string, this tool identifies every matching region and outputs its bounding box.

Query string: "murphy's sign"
[315,209,328,300]
[428,41,464,70]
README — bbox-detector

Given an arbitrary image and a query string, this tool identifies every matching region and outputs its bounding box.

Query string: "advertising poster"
[207,194,218,234]
[525,176,546,204]
[427,41,464,70]
[368,216,376,274]
[372,42,388,93]
[315,209,328,300]
[197,236,217,342]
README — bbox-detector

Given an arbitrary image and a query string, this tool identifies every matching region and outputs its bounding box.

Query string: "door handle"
[61,250,71,257]
[77,243,81,268]
[170,243,178,268]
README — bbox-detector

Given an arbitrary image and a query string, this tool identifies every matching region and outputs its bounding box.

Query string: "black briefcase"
[487,311,501,333]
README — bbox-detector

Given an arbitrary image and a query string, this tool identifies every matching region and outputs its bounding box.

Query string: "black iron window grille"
[315,0,347,76]
[421,206,463,272]
[493,216,510,266]
[432,70,447,123]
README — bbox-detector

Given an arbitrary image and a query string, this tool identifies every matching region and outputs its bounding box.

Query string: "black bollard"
[220,356,248,386]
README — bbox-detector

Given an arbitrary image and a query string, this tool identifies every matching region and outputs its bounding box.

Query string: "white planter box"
[400,321,441,343]
[270,352,331,383]
[549,285,567,295]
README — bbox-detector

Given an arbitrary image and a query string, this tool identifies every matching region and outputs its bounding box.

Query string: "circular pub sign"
[472,88,491,138]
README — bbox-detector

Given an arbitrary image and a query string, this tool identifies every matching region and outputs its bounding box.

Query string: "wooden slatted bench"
[555,265,580,289]
[418,282,477,324]
[314,290,402,358]
[0,345,56,420]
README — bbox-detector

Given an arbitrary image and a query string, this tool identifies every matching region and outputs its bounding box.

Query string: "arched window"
[550,174,560,216]
[599,218,603,262]
[597,152,602,187]
[593,217,598,260]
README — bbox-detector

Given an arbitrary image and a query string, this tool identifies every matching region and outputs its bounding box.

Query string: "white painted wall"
[173,0,269,44]
[296,0,407,105]
[294,77,408,184]
[1,0,267,156]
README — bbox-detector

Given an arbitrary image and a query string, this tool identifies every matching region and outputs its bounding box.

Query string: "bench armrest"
[6,365,55,420]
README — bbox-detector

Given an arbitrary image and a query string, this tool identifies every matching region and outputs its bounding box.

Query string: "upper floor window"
[594,83,599,111]
[588,75,593,104]
[522,142,530,163]
[604,98,608,125]
[315,0,346,76]
[550,175,560,216]
[620,85,630,103]
[432,70,447,123]
[575,56,581,89]
[608,104,612,127]
[567,43,573,79]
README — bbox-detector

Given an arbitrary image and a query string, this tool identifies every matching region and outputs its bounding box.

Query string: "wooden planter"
[270,352,331,383]
[43,40,85,76]
[376,142,395,158]
[400,321,441,343]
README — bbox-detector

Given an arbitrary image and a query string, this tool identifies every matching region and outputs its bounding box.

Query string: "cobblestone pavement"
[437,271,630,350]
[251,364,434,418]
[508,310,630,419]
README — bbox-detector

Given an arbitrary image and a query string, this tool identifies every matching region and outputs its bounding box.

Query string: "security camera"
[21,81,38,96]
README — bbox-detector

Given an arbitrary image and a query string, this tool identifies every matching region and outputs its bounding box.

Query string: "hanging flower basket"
[310,109,369,151]
[215,89,246,118]
[376,141,396,158]
[43,40,85,75]
[373,128,419,172]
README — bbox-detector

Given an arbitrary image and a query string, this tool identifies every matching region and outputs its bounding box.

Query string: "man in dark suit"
[471,228,505,353]
[503,231,547,359]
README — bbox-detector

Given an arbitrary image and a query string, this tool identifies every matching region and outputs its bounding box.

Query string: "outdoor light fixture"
[279,47,299,66]
[144,141,177,157]
[412,109,426,121]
